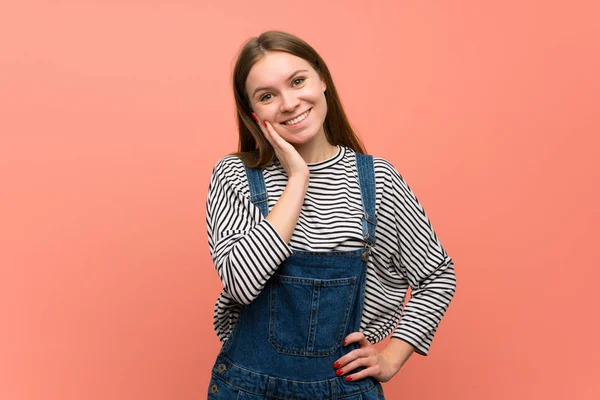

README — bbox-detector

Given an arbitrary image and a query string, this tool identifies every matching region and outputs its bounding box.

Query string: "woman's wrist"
[381,337,415,373]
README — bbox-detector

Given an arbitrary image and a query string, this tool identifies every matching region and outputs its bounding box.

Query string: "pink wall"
[2,1,599,399]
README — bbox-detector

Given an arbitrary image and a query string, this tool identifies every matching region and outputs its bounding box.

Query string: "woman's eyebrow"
[251,69,309,98]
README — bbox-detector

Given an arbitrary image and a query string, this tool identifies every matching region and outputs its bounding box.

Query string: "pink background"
[1,1,599,399]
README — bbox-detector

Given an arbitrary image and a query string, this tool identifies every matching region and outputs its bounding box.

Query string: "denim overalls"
[208,153,386,400]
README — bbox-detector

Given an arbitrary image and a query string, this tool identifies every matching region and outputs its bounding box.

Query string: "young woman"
[206,31,456,400]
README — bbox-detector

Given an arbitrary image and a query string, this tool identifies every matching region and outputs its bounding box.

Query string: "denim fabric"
[208,153,385,400]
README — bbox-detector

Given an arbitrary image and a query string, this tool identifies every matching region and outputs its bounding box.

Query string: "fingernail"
[343,340,347,346]
[263,120,268,127]
[333,362,340,369]
[336,369,343,376]
[345,377,352,382]
[251,112,258,122]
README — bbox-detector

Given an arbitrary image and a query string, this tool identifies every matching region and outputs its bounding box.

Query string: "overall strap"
[355,153,377,250]
[243,161,269,218]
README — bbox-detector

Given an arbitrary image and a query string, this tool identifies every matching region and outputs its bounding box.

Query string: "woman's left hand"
[333,332,402,383]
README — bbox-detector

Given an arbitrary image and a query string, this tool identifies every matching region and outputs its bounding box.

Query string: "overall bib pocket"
[268,274,357,356]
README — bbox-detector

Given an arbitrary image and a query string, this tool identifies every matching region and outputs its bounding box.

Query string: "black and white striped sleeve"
[205,157,293,305]
[389,166,457,356]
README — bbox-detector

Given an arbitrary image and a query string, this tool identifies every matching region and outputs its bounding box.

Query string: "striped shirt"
[205,145,456,356]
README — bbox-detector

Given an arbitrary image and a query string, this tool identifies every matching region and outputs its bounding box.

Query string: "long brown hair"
[231,30,366,168]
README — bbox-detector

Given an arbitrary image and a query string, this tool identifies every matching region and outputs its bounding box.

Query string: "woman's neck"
[294,134,337,164]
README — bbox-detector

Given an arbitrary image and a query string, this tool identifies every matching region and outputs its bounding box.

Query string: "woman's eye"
[292,77,305,86]
[260,93,273,102]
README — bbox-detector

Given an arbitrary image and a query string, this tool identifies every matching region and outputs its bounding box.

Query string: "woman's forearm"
[265,175,309,244]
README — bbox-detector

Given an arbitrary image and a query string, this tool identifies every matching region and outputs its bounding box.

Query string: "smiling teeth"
[284,110,310,125]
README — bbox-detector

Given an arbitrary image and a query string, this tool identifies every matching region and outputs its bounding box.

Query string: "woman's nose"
[279,92,300,112]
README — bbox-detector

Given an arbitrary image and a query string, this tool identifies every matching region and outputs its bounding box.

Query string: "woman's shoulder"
[210,153,251,192]
[212,150,273,173]
[349,148,403,183]
[212,153,246,173]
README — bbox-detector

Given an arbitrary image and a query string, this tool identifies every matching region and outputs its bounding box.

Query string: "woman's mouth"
[282,108,312,126]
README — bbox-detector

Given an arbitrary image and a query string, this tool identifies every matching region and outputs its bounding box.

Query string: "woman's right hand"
[253,113,309,180]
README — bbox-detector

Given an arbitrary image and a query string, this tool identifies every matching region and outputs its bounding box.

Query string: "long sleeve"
[206,157,293,305]
[389,168,457,356]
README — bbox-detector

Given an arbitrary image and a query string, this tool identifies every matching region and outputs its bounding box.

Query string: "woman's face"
[245,51,327,146]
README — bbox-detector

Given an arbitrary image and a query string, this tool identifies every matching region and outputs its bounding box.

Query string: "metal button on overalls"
[362,251,369,261]
[210,384,219,394]
[217,363,227,373]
